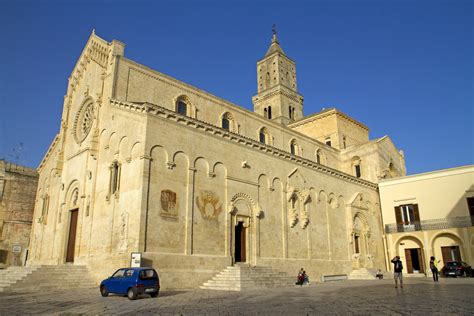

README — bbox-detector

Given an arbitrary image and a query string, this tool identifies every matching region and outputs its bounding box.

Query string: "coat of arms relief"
[196,191,222,219]
[287,186,311,229]
[160,190,178,217]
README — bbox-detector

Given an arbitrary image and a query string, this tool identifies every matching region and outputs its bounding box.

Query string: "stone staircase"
[0,265,97,293]
[200,265,295,291]
[348,268,377,280]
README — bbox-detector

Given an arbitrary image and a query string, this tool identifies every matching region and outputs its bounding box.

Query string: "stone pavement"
[1,277,473,315]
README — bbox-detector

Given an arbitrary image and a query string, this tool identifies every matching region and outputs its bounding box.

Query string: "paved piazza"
[1,278,473,315]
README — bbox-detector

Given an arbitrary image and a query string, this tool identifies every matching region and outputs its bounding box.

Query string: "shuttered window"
[394,204,420,225]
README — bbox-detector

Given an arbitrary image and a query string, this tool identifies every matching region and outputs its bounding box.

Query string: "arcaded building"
[379,165,474,276]
[29,31,405,288]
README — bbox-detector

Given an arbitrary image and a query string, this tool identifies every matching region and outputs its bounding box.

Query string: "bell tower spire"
[252,27,304,125]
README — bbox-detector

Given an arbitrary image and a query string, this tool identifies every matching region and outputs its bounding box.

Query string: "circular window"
[74,99,95,144]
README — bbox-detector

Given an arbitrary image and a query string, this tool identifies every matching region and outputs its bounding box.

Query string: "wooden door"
[417,248,425,273]
[405,249,413,273]
[441,246,462,263]
[240,224,246,263]
[66,209,78,263]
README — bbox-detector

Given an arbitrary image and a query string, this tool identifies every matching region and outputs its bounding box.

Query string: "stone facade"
[28,31,405,289]
[379,165,474,276]
[0,160,38,268]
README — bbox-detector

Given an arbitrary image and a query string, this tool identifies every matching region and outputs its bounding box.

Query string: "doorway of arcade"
[404,248,425,274]
[441,246,462,263]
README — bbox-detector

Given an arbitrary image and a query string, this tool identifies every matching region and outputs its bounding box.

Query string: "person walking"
[430,256,440,282]
[391,256,403,288]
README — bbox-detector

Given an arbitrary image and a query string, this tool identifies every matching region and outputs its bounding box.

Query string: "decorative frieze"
[109,99,377,189]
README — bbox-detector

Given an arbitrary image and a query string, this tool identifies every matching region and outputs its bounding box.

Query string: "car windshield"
[447,262,459,267]
[139,269,157,280]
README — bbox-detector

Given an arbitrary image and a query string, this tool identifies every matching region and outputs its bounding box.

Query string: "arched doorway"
[431,233,465,267]
[228,193,262,266]
[395,235,425,274]
[63,183,80,263]
[351,213,371,269]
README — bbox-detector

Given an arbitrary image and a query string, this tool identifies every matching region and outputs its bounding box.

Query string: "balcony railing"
[385,216,474,234]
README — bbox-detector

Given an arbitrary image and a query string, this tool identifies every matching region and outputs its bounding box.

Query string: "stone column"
[185,167,196,255]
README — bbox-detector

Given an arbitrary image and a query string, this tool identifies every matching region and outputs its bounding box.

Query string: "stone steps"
[348,268,377,280]
[200,265,295,291]
[0,265,97,293]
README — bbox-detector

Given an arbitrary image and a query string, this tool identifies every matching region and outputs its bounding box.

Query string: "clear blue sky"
[1,0,473,175]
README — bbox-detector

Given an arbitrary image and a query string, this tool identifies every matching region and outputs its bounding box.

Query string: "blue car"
[100,267,160,300]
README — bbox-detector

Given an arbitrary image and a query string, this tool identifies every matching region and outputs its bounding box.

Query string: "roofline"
[378,164,474,187]
[288,108,370,131]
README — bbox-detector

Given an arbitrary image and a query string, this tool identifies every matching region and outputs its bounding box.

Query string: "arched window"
[316,149,321,164]
[221,112,234,132]
[110,161,121,195]
[177,100,187,116]
[325,137,332,147]
[259,127,270,144]
[268,106,272,119]
[264,108,268,118]
[342,136,347,149]
[290,139,299,155]
[352,156,361,178]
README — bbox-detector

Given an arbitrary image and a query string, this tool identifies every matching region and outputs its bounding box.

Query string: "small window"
[222,117,230,131]
[259,128,269,144]
[325,137,331,147]
[177,101,187,116]
[41,194,50,225]
[259,131,266,144]
[316,150,321,164]
[264,108,268,118]
[268,106,272,119]
[290,139,298,155]
[343,136,347,149]
[110,161,121,195]
[467,197,474,217]
[355,165,361,178]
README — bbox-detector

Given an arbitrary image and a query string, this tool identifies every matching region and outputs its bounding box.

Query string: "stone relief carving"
[287,185,311,229]
[160,190,178,217]
[228,193,263,219]
[118,212,129,251]
[196,191,222,219]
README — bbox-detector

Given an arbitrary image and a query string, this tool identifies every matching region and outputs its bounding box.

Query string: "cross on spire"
[272,24,277,35]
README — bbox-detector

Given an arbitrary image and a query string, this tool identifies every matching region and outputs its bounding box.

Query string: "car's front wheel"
[127,287,137,300]
[150,290,159,298]
[100,286,109,297]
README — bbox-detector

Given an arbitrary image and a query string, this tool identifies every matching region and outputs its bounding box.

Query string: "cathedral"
[29,30,406,288]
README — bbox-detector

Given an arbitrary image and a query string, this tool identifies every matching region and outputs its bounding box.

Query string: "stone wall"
[0,160,38,268]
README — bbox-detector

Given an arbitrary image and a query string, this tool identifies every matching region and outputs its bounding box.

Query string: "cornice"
[289,108,369,131]
[110,99,378,190]
[37,134,60,171]
[122,62,333,151]
[252,85,303,104]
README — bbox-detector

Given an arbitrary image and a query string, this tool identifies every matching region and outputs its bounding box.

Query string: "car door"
[118,269,136,294]
[107,269,126,293]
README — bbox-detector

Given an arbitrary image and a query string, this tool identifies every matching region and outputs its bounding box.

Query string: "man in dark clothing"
[391,256,403,288]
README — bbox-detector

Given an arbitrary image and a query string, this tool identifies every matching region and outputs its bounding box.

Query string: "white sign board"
[131,252,141,268]
[12,245,22,254]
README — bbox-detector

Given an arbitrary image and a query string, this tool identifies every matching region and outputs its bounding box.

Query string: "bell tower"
[252,27,304,125]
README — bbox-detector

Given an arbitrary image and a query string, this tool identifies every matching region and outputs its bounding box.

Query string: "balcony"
[385,216,474,234]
